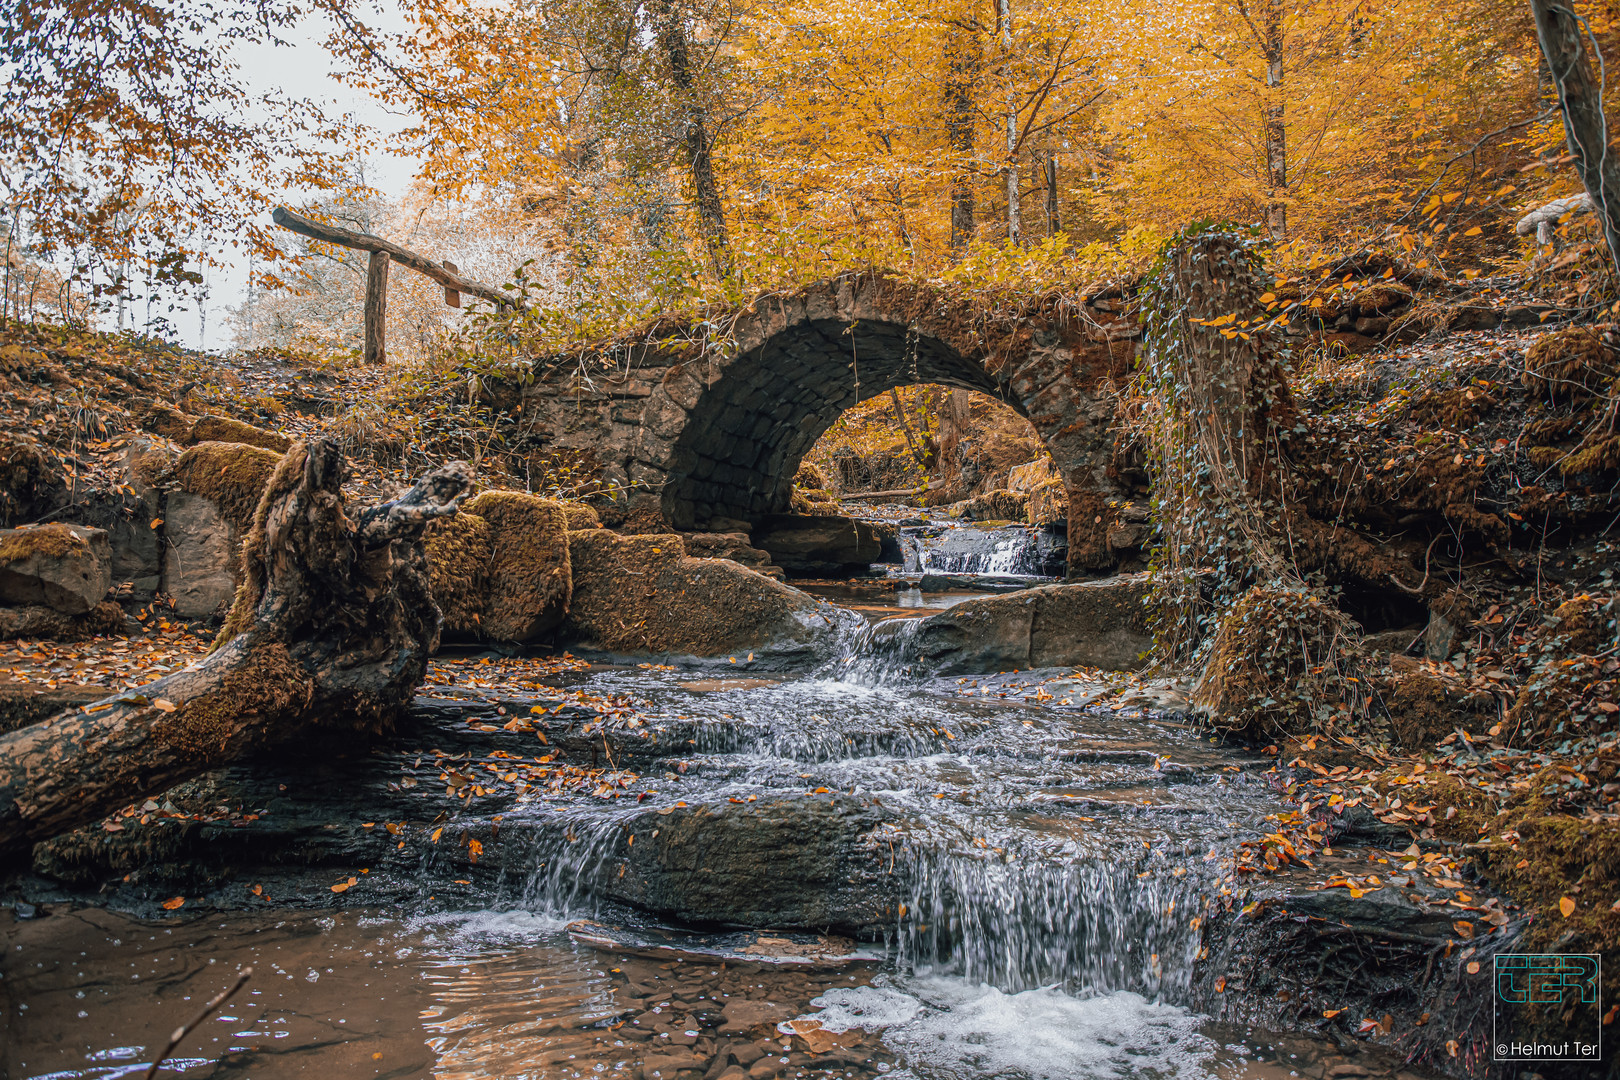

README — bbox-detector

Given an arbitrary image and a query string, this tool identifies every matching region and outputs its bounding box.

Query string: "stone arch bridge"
[500,273,1141,570]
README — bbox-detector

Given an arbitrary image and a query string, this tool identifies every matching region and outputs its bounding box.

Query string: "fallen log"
[839,482,943,502]
[0,439,471,864]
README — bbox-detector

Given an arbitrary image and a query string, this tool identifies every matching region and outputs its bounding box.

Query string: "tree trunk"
[889,387,929,470]
[1530,0,1620,277]
[1262,0,1286,241]
[1044,151,1060,236]
[0,441,470,864]
[997,0,1022,245]
[945,29,979,255]
[364,250,389,365]
[655,2,731,278]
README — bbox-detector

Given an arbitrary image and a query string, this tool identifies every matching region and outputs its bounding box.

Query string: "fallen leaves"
[161,896,185,910]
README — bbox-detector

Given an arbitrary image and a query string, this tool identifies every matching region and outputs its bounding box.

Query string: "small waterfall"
[893,845,1208,998]
[828,615,930,686]
[504,811,631,918]
[902,524,1065,577]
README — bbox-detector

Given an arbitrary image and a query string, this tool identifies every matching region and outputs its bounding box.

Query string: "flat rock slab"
[871,575,1156,674]
[598,794,904,932]
[566,920,861,968]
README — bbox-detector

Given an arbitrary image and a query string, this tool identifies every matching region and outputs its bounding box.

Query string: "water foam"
[409,908,575,947]
[800,979,1216,1080]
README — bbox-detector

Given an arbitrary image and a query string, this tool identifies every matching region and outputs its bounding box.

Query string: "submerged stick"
[145,966,253,1078]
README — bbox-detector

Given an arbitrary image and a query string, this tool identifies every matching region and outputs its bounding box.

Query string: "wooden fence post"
[364,251,389,365]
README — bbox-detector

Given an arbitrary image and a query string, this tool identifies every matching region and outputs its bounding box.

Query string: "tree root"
[0,439,471,864]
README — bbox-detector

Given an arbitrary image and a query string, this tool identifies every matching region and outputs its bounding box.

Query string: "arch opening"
[661,319,1021,529]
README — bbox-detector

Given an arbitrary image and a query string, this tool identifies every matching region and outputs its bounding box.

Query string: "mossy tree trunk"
[1140,229,1423,679]
[0,440,470,865]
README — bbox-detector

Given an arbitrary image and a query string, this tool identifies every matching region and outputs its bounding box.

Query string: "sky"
[178,6,422,352]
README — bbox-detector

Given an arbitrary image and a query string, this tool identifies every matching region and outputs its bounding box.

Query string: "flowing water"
[0,589,1435,1080]
[898,524,1065,578]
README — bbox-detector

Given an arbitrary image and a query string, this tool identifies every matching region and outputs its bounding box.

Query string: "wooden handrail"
[271,206,517,310]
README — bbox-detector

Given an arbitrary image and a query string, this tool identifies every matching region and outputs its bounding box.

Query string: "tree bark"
[1530,0,1620,277]
[655,1,731,278]
[0,440,471,864]
[997,0,1022,245]
[1044,151,1060,236]
[364,250,389,365]
[945,29,979,255]
[1261,0,1286,241]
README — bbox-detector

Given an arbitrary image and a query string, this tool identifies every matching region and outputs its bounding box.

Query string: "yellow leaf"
[1560,896,1577,917]
[431,827,443,844]
[1463,226,1483,236]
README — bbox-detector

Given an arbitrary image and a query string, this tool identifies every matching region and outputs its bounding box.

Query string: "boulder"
[559,501,601,530]
[0,601,125,645]
[1025,477,1067,528]
[464,491,572,641]
[751,514,881,575]
[878,576,1155,674]
[424,491,572,643]
[680,531,775,570]
[602,795,902,931]
[563,530,846,659]
[950,489,1027,523]
[138,405,290,453]
[162,441,282,617]
[160,491,238,618]
[0,523,112,614]
[1007,457,1059,493]
[187,415,291,453]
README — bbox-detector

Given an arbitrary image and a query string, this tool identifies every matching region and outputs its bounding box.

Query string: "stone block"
[161,490,237,618]
[0,523,112,614]
[889,576,1156,674]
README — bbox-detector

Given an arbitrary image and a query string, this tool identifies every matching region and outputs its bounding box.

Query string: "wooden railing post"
[364,251,390,365]
[270,206,520,363]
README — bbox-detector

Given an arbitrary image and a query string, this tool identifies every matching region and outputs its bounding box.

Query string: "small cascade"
[894,844,1208,997]
[901,523,1066,577]
[503,810,631,918]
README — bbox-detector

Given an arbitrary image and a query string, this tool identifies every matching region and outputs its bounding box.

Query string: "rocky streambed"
[2,587,1466,1079]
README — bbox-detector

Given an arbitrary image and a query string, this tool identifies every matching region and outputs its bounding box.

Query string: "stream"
[1,566,1439,1080]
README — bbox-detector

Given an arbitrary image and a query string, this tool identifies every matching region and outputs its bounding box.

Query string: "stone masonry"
[511,272,1139,570]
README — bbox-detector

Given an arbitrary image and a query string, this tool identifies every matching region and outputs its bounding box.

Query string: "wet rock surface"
[751,515,884,576]
[869,576,1155,674]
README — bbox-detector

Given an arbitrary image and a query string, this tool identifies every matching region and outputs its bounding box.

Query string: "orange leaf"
[1560,896,1577,917]
[468,838,483,863]
[161,896,185,910]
